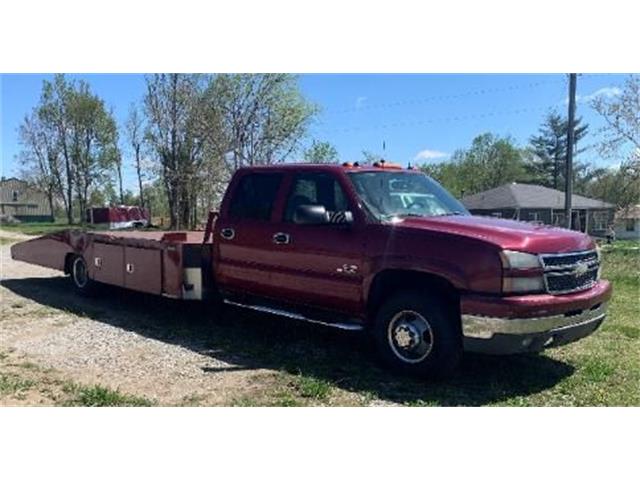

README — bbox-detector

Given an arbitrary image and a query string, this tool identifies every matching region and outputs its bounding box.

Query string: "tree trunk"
[135,145,145,208]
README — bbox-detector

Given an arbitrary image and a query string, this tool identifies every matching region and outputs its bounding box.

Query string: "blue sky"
[0,73,629,190]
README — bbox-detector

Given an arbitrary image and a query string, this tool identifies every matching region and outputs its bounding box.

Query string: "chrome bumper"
[461,302,608,354]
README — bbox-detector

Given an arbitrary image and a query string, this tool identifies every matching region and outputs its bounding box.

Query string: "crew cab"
[11,162,612,377]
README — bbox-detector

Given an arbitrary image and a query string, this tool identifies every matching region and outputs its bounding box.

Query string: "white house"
[614,205,640,240]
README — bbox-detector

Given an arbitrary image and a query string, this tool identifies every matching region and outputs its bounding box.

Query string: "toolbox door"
[124,247,162,295]
[91,243,125,286]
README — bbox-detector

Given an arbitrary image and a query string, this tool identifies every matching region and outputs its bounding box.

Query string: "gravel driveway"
[0,233,380,406]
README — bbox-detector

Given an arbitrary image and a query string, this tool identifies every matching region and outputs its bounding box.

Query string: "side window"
[228,173,283,221]
[284,172,350,222]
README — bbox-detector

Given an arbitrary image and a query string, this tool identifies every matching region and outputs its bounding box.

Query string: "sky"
[0,73,629,191]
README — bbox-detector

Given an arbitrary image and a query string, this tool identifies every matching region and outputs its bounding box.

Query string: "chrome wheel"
[387,310,434,363]
[72,257,88,288]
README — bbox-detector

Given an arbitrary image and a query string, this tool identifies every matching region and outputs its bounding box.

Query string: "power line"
[317,105,553,135]
[324,78,566,115]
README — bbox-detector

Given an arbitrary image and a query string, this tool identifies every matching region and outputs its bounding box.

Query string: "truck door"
[264,171,365,315]
[213,171,287,299]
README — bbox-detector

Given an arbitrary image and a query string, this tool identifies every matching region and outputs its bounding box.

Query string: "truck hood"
[394,214,594,254]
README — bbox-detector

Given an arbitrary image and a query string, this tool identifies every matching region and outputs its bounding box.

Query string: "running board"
[223,299,364,331]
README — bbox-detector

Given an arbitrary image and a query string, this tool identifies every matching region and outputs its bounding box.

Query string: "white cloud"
[355,96,367,109]
[580,86,622,103]
[413,149,449,162]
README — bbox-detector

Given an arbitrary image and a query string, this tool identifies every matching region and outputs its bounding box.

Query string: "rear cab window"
[228,173,284,221]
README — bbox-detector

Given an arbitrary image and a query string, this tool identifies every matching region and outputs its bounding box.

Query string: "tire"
[372,290,462,379]
[69,255,99,296]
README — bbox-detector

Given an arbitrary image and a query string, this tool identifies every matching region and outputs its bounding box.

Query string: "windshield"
[347,171,469,221]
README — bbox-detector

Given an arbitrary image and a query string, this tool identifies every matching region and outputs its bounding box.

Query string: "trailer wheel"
[70,255,98,296]
[372,290,462,379]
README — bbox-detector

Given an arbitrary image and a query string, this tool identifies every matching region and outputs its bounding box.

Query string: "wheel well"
[63,253,77,275]
[366,269,460,320]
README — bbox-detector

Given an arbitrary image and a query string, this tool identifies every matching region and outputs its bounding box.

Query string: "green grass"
[62,384,154,407]
[0,373,35,395]
[0,221,76,236]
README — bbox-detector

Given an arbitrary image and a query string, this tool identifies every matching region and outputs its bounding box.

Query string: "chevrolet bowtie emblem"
[574,263,589,276]
[337,264,358,274]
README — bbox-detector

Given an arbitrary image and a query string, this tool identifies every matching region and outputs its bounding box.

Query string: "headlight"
[500,250,544,294]
[500,250,542,269]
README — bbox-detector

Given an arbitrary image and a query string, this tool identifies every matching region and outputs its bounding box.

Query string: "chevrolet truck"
[11,163,612,377]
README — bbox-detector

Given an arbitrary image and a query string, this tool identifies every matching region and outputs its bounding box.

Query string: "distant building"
[0,178,54,222]
[614,205,640,240]
[461,182,615,237]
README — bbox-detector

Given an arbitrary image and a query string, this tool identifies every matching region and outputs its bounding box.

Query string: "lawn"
[0,221,77,236]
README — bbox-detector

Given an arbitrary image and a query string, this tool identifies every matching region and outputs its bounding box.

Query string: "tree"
[303,140,339,163]
[144,74,206,229]
[421,133,529,197]
[18,111,63,217]
[590,75,640,210]
[125,104,146,208]
[19,75,118,224]
[65,81,119,223]
[38,74,74,223]
[527,112,589,189]
[204,74,317,170]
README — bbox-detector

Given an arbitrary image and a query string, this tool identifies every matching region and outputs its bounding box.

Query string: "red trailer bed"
[10,229,210,300]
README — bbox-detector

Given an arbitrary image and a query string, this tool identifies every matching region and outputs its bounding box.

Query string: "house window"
[490,211,502,218]
[529,212,540,221]
[593,212,607,231]
[12,190,19,202]
[627,219,636,232]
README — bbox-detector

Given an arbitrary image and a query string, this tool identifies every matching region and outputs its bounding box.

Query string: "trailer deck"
[11,229,211,300]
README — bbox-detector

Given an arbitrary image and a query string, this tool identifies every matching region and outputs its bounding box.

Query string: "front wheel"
[372,290,462,379]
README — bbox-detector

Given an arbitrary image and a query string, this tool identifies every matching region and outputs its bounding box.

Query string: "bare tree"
[18,111,64,217]
[205,74,317,170]
[144,74,206,229]
[126,104,146,208]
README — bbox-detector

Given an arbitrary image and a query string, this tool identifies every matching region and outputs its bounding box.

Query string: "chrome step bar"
[223,299,364,331]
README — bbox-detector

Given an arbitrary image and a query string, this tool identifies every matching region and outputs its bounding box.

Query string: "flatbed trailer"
[10,228,212,300]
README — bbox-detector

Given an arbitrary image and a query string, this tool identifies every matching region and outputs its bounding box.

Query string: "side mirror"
[293,205,354,226]
[293,205,329,225]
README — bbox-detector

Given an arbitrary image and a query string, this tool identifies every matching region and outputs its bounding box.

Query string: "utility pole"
[564,73,577,229]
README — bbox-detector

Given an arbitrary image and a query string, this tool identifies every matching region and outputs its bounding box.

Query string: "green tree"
[421,133,528,197]
[527,112,589,189]
[205,74,318,169]
[303,140,339,163]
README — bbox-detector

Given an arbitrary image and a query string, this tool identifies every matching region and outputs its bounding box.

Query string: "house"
[461,182,615,237]
[614,205,640,240]
[0,178,54,222]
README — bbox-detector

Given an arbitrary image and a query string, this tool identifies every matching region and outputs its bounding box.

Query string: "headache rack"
[540,250,600,295]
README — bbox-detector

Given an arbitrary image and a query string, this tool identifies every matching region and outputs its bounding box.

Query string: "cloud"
[413,149,449,162]
[355,96,367,109]
[563,86,622,105]
[580,86,622,103]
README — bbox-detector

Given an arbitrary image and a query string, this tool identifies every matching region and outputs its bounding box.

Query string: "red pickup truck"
[11,163,612,377]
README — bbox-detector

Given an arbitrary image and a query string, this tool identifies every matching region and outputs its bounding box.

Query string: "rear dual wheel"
[372,290,462,379]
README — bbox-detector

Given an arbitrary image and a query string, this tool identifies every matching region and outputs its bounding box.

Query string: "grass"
[0,373,35,395]
[62,383,154,407]
[0,221,76,236]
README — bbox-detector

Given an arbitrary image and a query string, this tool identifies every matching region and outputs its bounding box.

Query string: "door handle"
[220,227,235,240]
[273,232,291,245]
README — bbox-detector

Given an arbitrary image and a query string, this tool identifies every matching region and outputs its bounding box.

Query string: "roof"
[615,204,640,220]
[461,183,614,210]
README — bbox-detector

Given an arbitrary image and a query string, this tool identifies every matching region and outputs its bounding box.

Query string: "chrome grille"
[541,250,600,294]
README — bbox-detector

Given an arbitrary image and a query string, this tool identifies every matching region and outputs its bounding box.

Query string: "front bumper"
[461,280,612,355]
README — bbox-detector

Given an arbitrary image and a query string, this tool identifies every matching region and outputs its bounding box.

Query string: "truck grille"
[540,250,600,295]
